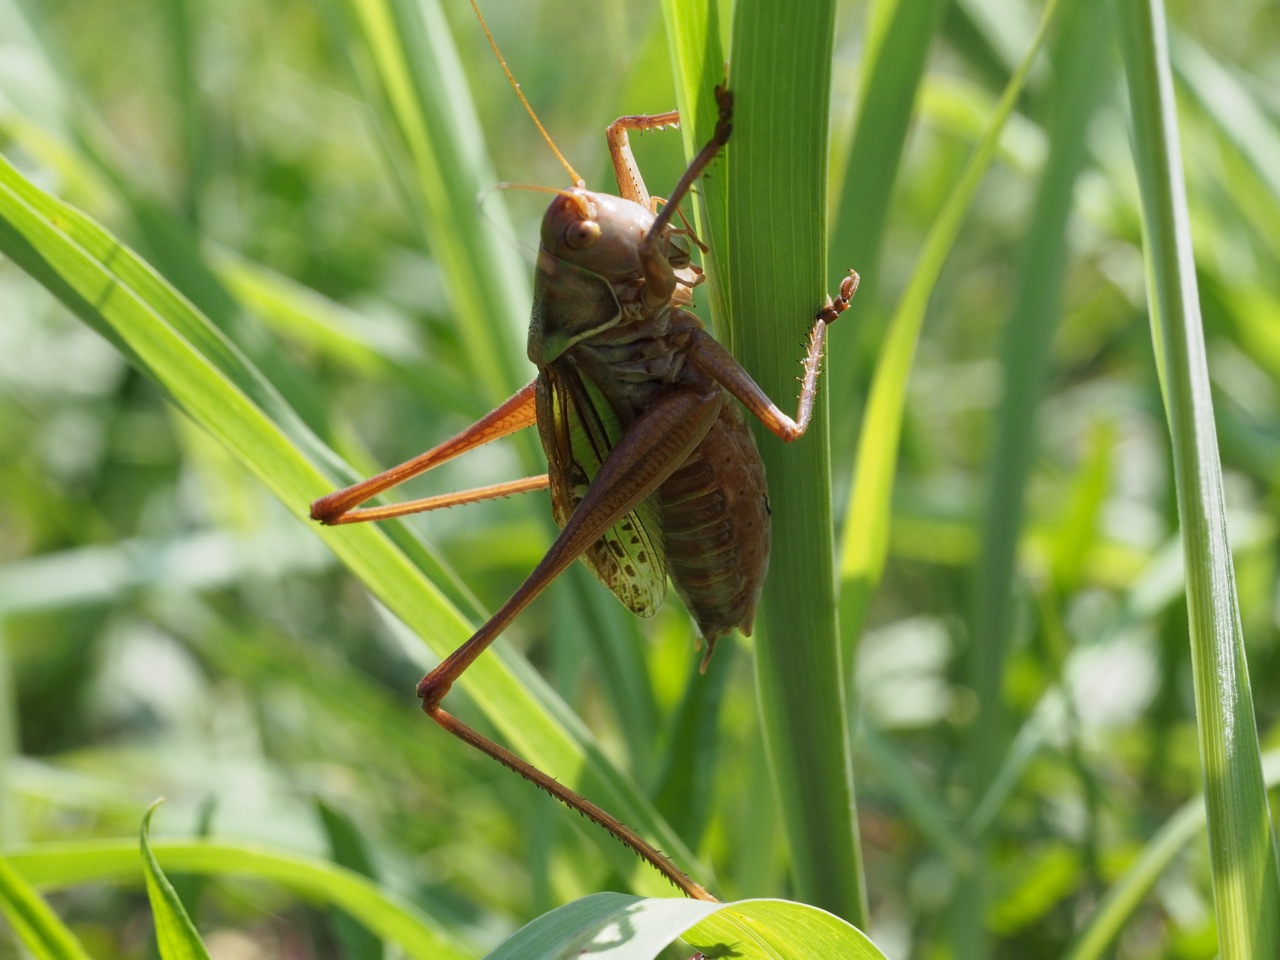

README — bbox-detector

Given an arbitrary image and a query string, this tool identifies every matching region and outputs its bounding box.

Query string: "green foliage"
[1112,1,1280,954]
[140,803,211,960]
[485,893,887,959]
[0,853,92,959]
[723,0,865,923]
[1,0,1278,956]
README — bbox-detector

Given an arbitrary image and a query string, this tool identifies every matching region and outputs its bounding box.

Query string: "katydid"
[311,2,857,901]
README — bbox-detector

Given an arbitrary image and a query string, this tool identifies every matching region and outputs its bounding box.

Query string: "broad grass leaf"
[485,893,888,960]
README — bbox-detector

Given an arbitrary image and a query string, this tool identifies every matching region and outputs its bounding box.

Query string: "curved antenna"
[475,183,581,256]
[468,0,585,189]
[481,182,579,200]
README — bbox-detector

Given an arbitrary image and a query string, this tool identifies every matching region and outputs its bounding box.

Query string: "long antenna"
[467,0,585,188]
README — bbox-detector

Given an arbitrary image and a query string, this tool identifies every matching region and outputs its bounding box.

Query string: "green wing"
[536,367,667,618]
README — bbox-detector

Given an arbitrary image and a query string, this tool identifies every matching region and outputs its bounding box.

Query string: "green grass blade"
[660,0,730,328]
[140,802,212,960]
[835,0,1061,651]
[725,0,864,924]
[827,0,947,453]
[485,892,888,960]
[0,623,15,848]
[0,152,343,477]
[485,892,716,959]
[0,854,92,960]
[216,253,470,411]
[160,0,204,228]
[953,1,1112,951]
[830,0,946,297]
[683,898,887,959]
[322,0,531,412]
[829,0,952,460]
[1065,752,1280,960]
[0,154,699,897]
[969,0,1111,748]
[1171,31,1280,257]
[859,726,966,867]
[4,0,344,439]
[315,800,384,960]
[6,839,469,960]
[1171,33,1280,202]
[1111,1,1280,955]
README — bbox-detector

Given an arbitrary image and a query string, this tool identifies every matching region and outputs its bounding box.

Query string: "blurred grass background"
[1,0,1279,956]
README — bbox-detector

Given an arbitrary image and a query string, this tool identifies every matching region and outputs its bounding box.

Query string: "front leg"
[637,86,735,309]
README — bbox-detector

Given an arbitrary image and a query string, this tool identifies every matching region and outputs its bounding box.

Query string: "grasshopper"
[311,1,857,901]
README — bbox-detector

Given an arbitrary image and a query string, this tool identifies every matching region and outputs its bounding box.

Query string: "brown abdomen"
[658,398,770,641]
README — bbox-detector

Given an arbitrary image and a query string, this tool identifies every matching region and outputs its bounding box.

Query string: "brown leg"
[416,387,724,898]
[310,380,540,525]
[316,475,550,525]
[637,86,735,308]
[643,87,733,239]
[418,386,722,707]
[688,271,860,441]
[607,109,682,208]
[431,706,716,901]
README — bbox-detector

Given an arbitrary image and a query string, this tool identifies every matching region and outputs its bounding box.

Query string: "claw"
[815,269,860,326]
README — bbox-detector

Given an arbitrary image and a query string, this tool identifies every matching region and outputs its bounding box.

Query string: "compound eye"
[564,219,602,250]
